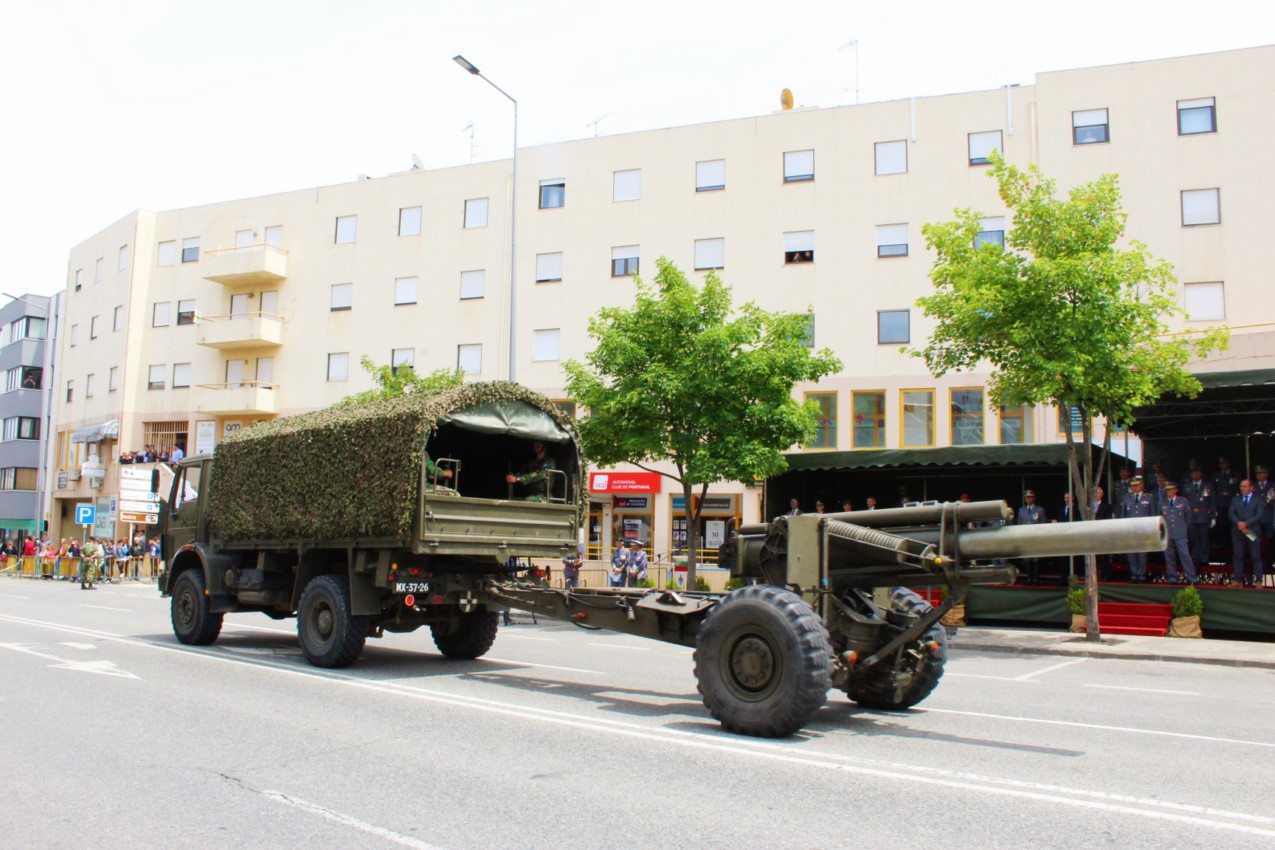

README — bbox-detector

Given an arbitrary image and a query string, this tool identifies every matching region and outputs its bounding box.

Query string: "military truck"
[159,380,1164,739]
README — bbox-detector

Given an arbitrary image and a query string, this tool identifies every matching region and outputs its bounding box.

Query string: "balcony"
[202,244,288,287]
[194,382,279,416]
[196,312,284,350]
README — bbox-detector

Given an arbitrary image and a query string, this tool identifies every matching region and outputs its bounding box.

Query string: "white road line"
[587,642,650,651]
[0,594,31,600]
[79,604,129,612]
[499,633,556,642]
[222,621,296,636]
[482,657,604,675]
[947,673,1040,682]
[1014,657,1088,680]
[4,612,1274,839]
[262,790,446,849]
[1084,684,1201,696]
[59,642,97,650]
[921,707,1275,749]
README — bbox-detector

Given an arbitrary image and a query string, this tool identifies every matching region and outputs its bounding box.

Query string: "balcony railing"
[202,243,288,287]
[193,381,279,416]
[196,312,284,349]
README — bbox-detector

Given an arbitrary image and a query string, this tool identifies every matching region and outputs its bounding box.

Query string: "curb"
[951,638,1275,670]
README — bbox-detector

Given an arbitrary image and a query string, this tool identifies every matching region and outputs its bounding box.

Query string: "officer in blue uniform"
[1181,467,1214,567]
[1212,456,1239,547]
[1121,477,1156,582]
[1016,490,1047,585]
[1161,482,1197,584]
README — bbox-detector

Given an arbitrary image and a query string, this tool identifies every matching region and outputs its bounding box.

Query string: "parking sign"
[75,503,96,526]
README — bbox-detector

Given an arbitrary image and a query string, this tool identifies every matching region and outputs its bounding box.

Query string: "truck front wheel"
[431,610,499,659]
[694,585,832,738]
[171,569,223,646]
[297,575,369,668]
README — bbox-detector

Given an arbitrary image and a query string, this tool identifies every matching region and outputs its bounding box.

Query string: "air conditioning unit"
[66,469,81,481]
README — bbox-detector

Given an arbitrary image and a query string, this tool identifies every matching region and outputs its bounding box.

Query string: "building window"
[0,468,38,491]
[1181,189,1220,226]
[391,348,415,374]
[1178,97,1216,135]
[74,269,83,291]
[535,252,563,283]
[874,140,907,175]
[394,276,418,305]
[613,169,641,202]
[877,310,910,344]
[109,366,119,392]
[9,316,46,341]
[805,392,837,449]
[783,149,814,183]
[8,366,41,392]
[951,388,985,445]
[975,216,1006,248]
[876,224,909,258]
[224,358,248,389]
[464,197,489,228]
[694,238,725,271]
[265,225,283,248]
[399,206,422,237]
[460,270,485,300]
[172,363,191,389]
[1057,406,1084,435]
[148,364,166,391]
[902,390,935,447]
[968,130,1002,166]
[113,305,125,332]
[696,159,725,192]
[118,244,130,271]
[153,302,171,327]
[1072,108,1109,144]
[69,324,78,346]
[157,241,176,267]
[2,417,40,441]
[330,282,353,311]
[335,215,357,244]
[1184,281,1225,321]
[86,373,95,398]
[852,392,887,449]
[327,352,349,382]
[457,344,482,375]
[90,316,100,339]
[95,258,104,282]
[181,237,199,263]
[539,179,565,209]
[532,329,561,361]
[610,246,639,278]
[999,404,1035,444]
[783,231,814,264]
[177,299,196,325]
[66,379,73,402]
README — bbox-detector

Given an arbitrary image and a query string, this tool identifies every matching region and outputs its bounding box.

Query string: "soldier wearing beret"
[1161,482,1197,584]
[1121,477,1156,582]
[1016,490,1047,585]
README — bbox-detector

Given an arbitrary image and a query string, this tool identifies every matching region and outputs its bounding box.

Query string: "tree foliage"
[334,356,464,407]
[564,258,841,583]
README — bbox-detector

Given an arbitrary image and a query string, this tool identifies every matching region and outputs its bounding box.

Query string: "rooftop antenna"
[462,123,477,163]
[586,112,613,138]
[411,154,424,171]
[839,39,860,105]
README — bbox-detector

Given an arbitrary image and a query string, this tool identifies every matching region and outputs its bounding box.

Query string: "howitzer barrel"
[956,516,1166,560]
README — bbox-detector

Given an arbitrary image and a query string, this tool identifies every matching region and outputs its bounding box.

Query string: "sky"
[2,0,1271,299]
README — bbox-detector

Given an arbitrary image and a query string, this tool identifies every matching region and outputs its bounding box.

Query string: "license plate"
[395,582,430,594]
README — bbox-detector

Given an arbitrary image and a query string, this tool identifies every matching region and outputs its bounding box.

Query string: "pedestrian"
[505,440,556,501]
[625,540,649,587]
[1229,478,1264,587]
[1182,468,1214,567]
[171,444,185,464]
[129,535,145,580]
[79,537,99,589]
[610,541,629,587]
[1015,490,1047,585]
[1121,477,1156,583]
[1161,482,1197,584]
[562,543,583,589]
[147,537,162,579]
[787,498,801,516]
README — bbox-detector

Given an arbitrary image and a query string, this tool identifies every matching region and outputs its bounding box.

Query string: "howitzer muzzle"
[955,516,1166,560]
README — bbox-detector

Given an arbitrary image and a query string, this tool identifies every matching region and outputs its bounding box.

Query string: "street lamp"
[453,54,519,383]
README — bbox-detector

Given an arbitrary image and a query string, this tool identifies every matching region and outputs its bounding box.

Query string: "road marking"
[947,673,1040,683]
[0,641,139,679]
[587,642,650,651]
[223,621,296,636]
[483,657,604,675]
[4,613,1274,839]
[499,633,556,642]
[59,642,97,650]
[920,707,1275,749]
[1084,684,1202,696]
[79,604,129,612]
[1013,657,1088,680]
[0,594,31,600]
[262,790,446,849]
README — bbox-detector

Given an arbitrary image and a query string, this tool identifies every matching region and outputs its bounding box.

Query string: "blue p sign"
[75,504,96,526]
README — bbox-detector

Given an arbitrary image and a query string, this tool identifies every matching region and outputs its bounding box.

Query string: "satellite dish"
[780,88,794,110]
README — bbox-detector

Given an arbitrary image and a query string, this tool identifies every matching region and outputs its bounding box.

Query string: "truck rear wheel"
[297,575,369,668]
[431,610,499,659]
[844,588,947,710]
[694,585,831,738]
[171,569,223,646]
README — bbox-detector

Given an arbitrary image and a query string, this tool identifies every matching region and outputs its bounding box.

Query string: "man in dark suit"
[1092,486,1114,580]
[1056,492,1080,524]
[1229,478,1264,586]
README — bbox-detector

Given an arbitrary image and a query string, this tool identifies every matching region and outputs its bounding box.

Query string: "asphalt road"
[2,579,1274,849]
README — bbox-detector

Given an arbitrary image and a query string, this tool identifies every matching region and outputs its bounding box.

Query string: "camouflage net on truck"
[208,381,583,542]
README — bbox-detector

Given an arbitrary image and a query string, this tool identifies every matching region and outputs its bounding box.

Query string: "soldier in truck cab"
[506,440,556,501]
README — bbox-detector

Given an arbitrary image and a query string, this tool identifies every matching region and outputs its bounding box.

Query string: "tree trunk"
[682,481,698,590]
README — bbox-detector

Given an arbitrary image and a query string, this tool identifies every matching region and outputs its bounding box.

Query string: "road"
[1,579,1273,849]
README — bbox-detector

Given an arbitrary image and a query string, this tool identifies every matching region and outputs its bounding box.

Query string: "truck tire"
[431,610,499,659]
[297,575,369,668]
[845,588,947,710]
[694,585,831,738]
[171,569,223,646]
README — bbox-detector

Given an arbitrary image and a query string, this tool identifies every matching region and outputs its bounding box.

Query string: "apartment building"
[1,292,57,542]
[51,44,1274,555]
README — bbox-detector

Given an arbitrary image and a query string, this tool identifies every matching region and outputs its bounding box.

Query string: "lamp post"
[453,54,518,383]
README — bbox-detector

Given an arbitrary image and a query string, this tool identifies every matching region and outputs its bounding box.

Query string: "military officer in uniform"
[1161,482,1197,584]
[1182,467,1214,567]
[1253,465,1274,561]
[1122,477,1156,582]
[506,440,557,501]
[1112,467,1134,515]
[1016,490,1047,585]
[1212,456,1239,546]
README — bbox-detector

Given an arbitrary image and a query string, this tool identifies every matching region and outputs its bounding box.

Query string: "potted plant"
[1067,585,1088,633]
[1168,586,1204,638]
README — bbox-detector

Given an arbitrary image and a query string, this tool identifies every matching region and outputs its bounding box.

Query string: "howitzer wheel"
[844,588,947,710]
[694,585,831,738]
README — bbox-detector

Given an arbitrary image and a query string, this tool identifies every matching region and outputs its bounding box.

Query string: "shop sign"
[672,495,737,513]
[614,496,649,510]
[590,471,661,493]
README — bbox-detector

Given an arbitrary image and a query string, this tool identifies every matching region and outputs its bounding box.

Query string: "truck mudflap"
[419,495,577,559]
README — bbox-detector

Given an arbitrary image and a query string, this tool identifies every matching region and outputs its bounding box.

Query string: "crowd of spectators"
[118,443,185,465]
[1,531,162,584]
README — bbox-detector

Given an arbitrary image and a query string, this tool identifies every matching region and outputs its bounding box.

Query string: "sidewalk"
[951,626,1275,669]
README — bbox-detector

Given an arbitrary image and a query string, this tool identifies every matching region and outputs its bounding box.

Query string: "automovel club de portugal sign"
[589,471,662,493]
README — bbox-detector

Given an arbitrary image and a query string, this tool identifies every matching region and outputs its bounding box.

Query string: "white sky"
[2,0,1271,299]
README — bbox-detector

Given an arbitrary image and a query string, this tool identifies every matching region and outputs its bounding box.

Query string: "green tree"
[564,258,841,587]
[916,152,1227,640]
[334,356,464,407]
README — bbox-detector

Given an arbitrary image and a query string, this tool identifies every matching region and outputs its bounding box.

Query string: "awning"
[71,419,120,444]
[782,444,1083,472]
[0,519,38,532]
[1132,369,1275,439]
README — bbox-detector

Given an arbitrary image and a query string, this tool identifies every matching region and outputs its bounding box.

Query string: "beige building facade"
[50,45,1273,559]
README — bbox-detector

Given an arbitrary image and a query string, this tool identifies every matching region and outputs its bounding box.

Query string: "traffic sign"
[121,498,159,514]
[75,504,96,526]
[121,511,159,525]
